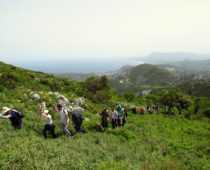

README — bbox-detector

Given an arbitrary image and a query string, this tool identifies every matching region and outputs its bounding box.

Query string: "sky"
[0,0,210,72]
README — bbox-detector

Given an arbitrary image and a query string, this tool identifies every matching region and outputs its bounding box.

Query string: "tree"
[160,90,193,114]
[83,76,110,102]
[100,75,108,89]
[84,76,109,93]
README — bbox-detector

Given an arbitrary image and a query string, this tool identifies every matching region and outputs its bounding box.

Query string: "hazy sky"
[0,0,210,72]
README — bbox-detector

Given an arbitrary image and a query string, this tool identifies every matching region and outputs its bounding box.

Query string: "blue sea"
[11,58,143,73]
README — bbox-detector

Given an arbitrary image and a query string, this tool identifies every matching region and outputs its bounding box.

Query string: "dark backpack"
[9,108,24,128]
[72,112,84,124]
[13,108,24,117]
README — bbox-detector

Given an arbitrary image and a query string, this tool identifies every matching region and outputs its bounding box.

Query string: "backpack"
[13,108,24,118]
[72,111,84,124]
[10,108,24,127]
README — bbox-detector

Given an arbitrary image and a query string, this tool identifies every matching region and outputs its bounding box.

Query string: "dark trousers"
[112,119,117,128]
[101,119,108,129]
[122,117,126,126]
[13,124,22,130]
[74,121,85,133]
[43,124,56,138]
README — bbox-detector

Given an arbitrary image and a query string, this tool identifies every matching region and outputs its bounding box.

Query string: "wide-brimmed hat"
[43,110,49,114]
[0,107,11,114]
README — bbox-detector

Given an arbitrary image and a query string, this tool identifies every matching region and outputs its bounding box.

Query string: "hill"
[57,65,134,82]
[56,72,95,81]
[108,63,210,95]
[128,64,174,86]
[0,61,210,169]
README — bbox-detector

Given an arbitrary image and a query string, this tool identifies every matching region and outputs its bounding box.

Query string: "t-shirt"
[59,109,69,123]
[116,105,123,114]
[111,111,118,119]
[101,110,109,120]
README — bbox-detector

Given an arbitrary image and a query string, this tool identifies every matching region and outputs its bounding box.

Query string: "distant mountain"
[128,64,175,86]
[108,63,210,95]
[108,64,175,94]
[57,73,95,81]
[57,65,134,81]
[54,54,210,95]
[167,59,210,71]
[138,52,210,64]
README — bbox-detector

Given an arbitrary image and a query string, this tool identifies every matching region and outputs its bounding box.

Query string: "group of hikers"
[0,102,157,138]
[41,104,86,138]
[100,103,128,130]
[129,104,159,115]
[0,103,85,139]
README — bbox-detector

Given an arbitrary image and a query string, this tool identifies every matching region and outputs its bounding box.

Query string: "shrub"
[84,76,109,93]
[93,90,111,103]
[50,81,62,91]
[160,90,193,116]
[170,107,179,116]
[203,107,210,117]
[124,93,135,101]
[0,73,19,89]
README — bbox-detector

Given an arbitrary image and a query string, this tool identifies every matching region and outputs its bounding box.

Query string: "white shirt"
[45,114,53,125]
[59,109,69,124]
[111,111,118,120]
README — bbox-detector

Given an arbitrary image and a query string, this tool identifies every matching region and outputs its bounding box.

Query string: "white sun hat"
[0,107,11,114]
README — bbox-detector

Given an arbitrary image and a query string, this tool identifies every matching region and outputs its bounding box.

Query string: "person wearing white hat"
[0,107,24,129]
[41,109,56,138]
[55,104,71,136]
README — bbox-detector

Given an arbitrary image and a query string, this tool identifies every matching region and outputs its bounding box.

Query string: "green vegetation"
[129,64,174,86]
[108,63,210,98]
[177,83,210,99]
[0,61,210,169]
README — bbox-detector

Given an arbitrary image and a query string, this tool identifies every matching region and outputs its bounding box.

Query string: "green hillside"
[177,82,210,99]
[0,62,210,170]
[57,72,95,81]
[129,64,174,86]
[108,63,210,96]
[108,64,176,94]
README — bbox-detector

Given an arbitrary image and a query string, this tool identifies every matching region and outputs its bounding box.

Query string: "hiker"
[146,105,152,113]
[41,110,56,138]
[116,104,124,126]
[111,108,118,128]
[116,103,123,113]
[130,105,137,114]
[121,108,127,126]
[0,107,24,129]
[71,107,86,133]
[55,104,71,136]
[124,106,128,118]
[101,108,109,129]
[117,112,123,126]
[140,107,145,115]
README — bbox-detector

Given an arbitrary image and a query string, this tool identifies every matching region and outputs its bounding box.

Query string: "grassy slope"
[0,114,210,170]
[0,62,210,169]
